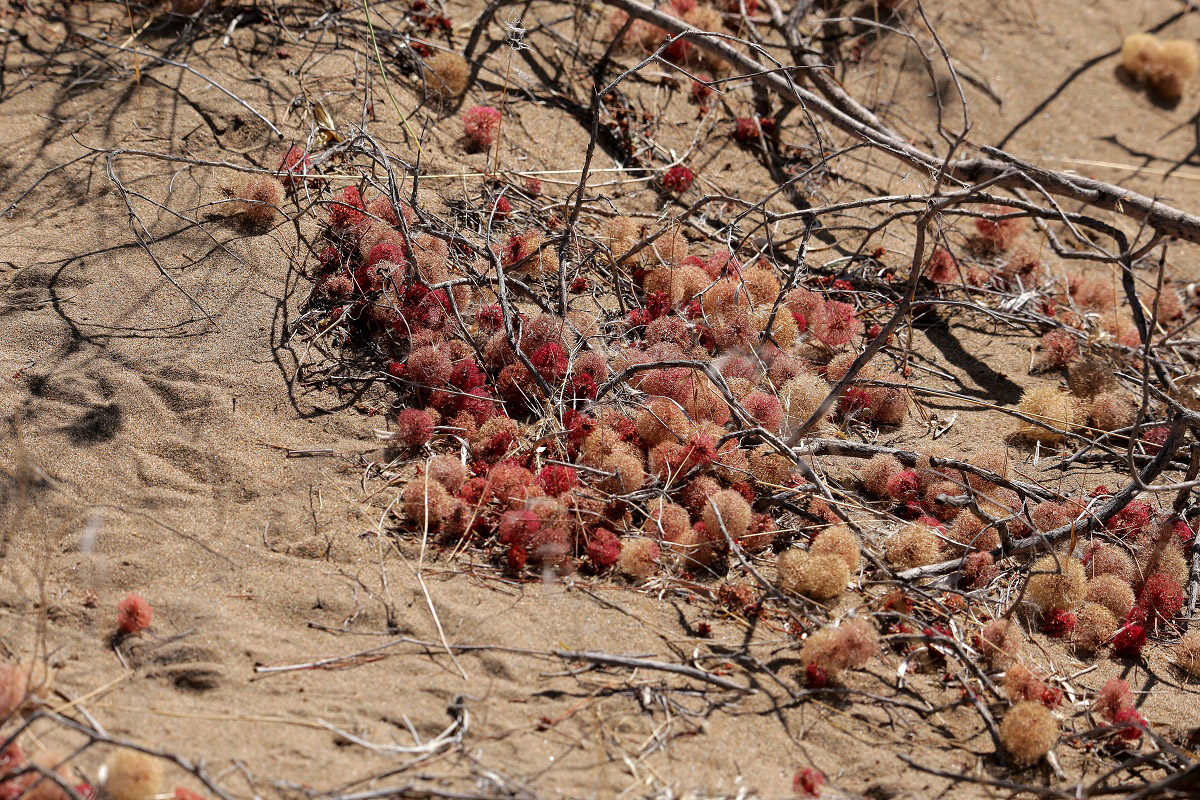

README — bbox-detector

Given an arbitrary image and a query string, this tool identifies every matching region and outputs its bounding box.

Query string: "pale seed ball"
[1086,574,1135,619]
[1146,39,1200,101]
[825,351,876,383]
[980,618,1024,669]
[966,448,1009,491]
[861,454,902,497]
[1026,555,1087,612]
[103,749,164,800]
[1176,629,1200,677]
[1122,32,1162,78]
[799,618,878,675]
[924,479,964,522]
[424,50,470,97]
[754,305,800,348]
[1068,360,1118,398]
[810,524,860,571]
[1088,390,1134,431]
[776,550,851,601]
[702,489,752,540]
[748,445,795,487]
[618,538,661,580]
[914,442,958,488]
[948,511,999,553]
[1074,602,1118,653]
[780,374,830,428]
[999,701,1058,766]
[1015,386,1081,445]
[885,523,942,569]
[1140,546,1188,585]
[1031,501,1071,532]
[1085,542,1136,582]
[645,498,691,541]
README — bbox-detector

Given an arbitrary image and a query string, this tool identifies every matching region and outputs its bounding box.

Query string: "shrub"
[999,702,1056,766]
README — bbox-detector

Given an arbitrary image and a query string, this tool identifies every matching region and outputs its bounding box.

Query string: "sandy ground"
[2,1,1200,798]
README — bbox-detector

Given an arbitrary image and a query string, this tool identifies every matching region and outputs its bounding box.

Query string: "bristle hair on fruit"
[999,701,1057,766]
[103,748,164,800]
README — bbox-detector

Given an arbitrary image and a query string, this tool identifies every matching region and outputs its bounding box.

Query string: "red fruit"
[498,510,541,548]
[884,470,921,503]
[277,146,312,189]
[838,386,872,419]
[1041,609,1077,638]
[329,186,367,228]
[585,528,622,569]
[792,767,823,798]
[1112,707,1146,741]
[536,464,578,496]
[476,304,505,333]
[490,196,511,218]
[367,242,406,267]
[523,176,543,197]
[394,409,435,448]
[662,165,694,194]
[733,117,761,143]
[1112,621,1147,658]
[804,663,828,689]
[174,790,205,800]
[117,593,152,635]
[506,545,528,572]
[1142,425,1171,454]
[463,105,502,151]
[1138,573,1184,623]
[1108,500,1152,538]
[529,343,569,382]
[690,76,713,103]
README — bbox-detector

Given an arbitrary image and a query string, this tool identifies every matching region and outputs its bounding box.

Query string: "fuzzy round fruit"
[885,523,942,569]
[999,701,1057,766]
[776,551,851,601]
[1026,555,1086,612]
